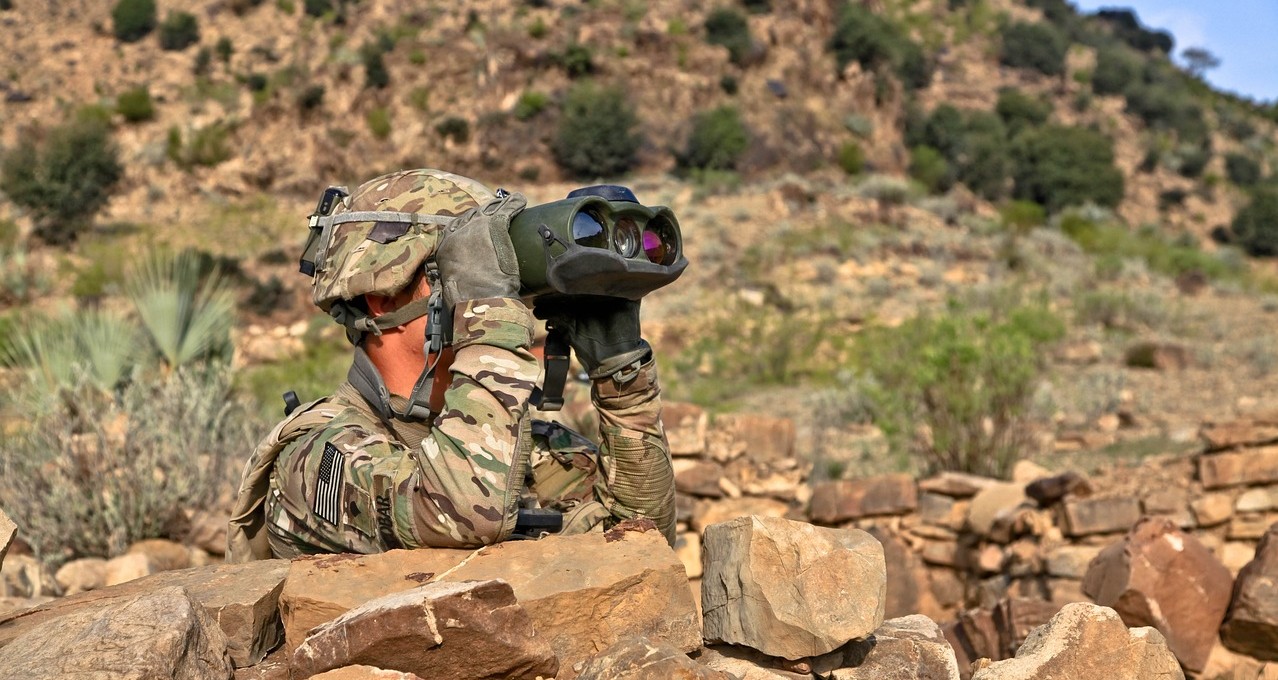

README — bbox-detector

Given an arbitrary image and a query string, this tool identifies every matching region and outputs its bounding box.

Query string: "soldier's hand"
[535,296,648,380]
[435,192,525,310]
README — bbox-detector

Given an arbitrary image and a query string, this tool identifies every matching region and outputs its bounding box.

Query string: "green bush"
[1175,145,1210,179]
[858,297,1064,477]
[167,122,233,169]
[296,84,325,111]
[0,112,123,244]
[554,43,594,78]
[366,107,392,139]
[1225,153,1262,187]
[158,11,200,51]
[435,116,470,144]
[907,105,1010,200]
[552,82,642,179]
[1123,83,1207,143]
[362,44,390,89]
[1233,187,1278,257]
[999,21,1066,76]
[215,37,234,63]
[112,0,156,42]
[513,90,550,121]
[1000,200,1046,232]
[909,146,952,193]
[1012,125,1124,212]
[838,141,864,175]
[1092,47,1140,95]
[677,105,749,172]
[828,3,931,90]
[704,7,754,66]
[116,85,155,122]
[995,88,1051,135]
[127,250,235,368]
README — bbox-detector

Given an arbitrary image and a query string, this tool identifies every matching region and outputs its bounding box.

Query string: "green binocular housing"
[508,184,687,301]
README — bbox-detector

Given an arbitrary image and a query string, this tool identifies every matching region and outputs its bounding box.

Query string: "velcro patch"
[314,443,344,526]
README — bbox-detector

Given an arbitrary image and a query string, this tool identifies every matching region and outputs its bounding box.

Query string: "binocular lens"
[643,218,678,266]
[613,217,641,258]
[572,209,607,249]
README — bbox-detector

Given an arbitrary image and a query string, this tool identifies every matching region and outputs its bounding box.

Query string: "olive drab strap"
[227,398,344,562]
[531,328,571,411]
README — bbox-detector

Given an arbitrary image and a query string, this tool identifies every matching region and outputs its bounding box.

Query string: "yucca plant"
[3,309,139,398]
[126,250,234,369]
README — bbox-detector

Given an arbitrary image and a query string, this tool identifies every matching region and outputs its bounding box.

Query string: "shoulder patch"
[314,442,345,526]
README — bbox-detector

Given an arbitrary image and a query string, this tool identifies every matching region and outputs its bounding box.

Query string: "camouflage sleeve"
[589,355,677,545]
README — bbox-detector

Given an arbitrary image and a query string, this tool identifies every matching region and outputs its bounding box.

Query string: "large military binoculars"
[509,184,687,301]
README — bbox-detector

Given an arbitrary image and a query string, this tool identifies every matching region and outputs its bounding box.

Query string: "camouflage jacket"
[227,297,674,561]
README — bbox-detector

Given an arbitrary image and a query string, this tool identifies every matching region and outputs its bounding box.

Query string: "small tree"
[112,0,156,42]
[704,7,754,66]
[1225,153,1262,187]
[552,82,642,179]
[158,11,200,51]
[677,106,749,172]
[1012,125,1124,213]
[0,112,124,244]
[1233,187,1278,257]
[999,21,1066,76]
[1181,47,1220,78]
[1092,47,1141,96]
[995,88,1051,135]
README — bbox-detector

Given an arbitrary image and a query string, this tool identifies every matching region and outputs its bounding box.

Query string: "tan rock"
[1221,522,1278,661]
[0,559,290,668]
[713,413,796,464]
[701,516,885,659]
[919,492,967,530]
[187,509,231,557]
[696,645,812,679]
[1231,512,1276,540]
[865,526,943,620]
[675,460,726,498]
[918,472,999,498]
[53,557,108,595]
[969,603,1184,680]
[0,596,52,618]
[0,586,234,679]
[577,636,734,679]
[308,666,425,680]
[920,539,960,568]
[1082,517,1233,672]
[1220,541,1258,574]
[665,402,709,457]
[691,496,790,532]
[279,522,698,678]
[1043,545,1101,580]
[826,614,960,679]
[1237,487,1278,513]
[1059,496,1141,537]
[1201,414,1278,452]
[0,509,14,569]
[105,552,158,586]
[809,474,918,523]
[1200,447,1278,489]
[967,483,1028,537]
[1010,460,1050,484]
[1192,493,1234,527]
[0,554,57,598]
[291,580,557,680]
[128,538,192,571]
[676,531,702,579]
[1200,642,1268,680]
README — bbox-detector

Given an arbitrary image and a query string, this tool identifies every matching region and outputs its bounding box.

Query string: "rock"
[0,596,52,618]
[696,645,812,679]
[291,580,557,680]
[675,460,726,498]
[1192,493,1234,527]
[187,510,231,557]
[0,554,56,598]
[991,599,1060,659]
[1043,546,1101,580]
[826,615,960,679]
[1200,447,1278,489]
[128,538,193,571]
[309,666,425,680]
[1124,341,1191,370]
[866,527,942,620]
[1059,496,1141,537]
[1024,472,1091,507]
[692,496,790,532]
[1231,513,1276,540]
[920,539,960,567]
[676,531,702,579]
[1220,541,1259,574]
[708,414,795,464]
[0,509,14,569]
[809,474,918,523]
[664,402,709,457]
[1081,517,1233,672]
[0,559,290,667]
[0,586,234,679]
[701,516,885,659]
[969,603,1184,680]
[918,472,999,498]
[279,521,698,678]
[576,636,734,679]
[1201,642,1269,680]
[1009,461,1050,484]
[919,493,968,530]
[1237,487,1278,513]
[967,483,1028,537]
[53,557,107,595]
[1201,413,1278,452]
[1221,522,1278,661]
[105,552,159,586]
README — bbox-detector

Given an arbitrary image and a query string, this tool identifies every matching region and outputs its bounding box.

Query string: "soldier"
[227,169,675,561]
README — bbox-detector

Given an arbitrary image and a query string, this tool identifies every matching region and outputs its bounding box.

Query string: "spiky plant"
[126,250,234,369]
[3,309,138,399]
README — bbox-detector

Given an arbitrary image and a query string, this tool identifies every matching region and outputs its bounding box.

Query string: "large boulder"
[970,603,1184,680]
[0,559,290,667]
[0,586,234,679]
[576,636,735,680]
[1221,522,1278,661]
[1082,517,1233,672]
[291,580,556,679]
[824,615,960,679]
[279,520,698,679]
[701,515,886,660]
[808,474,918,523]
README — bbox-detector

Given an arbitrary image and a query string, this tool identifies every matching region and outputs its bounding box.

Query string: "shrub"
[999,21,1066,76]
[513,90,550,121]
[366,107,391,139]
[552,82,642,179]
[1092,47,1140,95]
[1175,145,1210,179]
[303,0,332,17]
[995,88,1051,135]
[296,84,325,111]
[168,122,233,168]
[909,145,952,193]
[1124,83,1207,143]
[838,141,864,175]
[1012,125,1124,212]
[1094,8,1173,54]
[435,116,470,144]
[1225,153,1262,187]
[1001,200,1046,232]
[554,43,594,78]
[112,0,156,42]
[116,85,155,122]
[828,3,931,90]
[858,297,1064,477]
[0,112,123,244]
[362,45,390,89]
[215,36,234,63]
[127,250,235,368]
[1233,187,1278,257]
[677,105,749,172]
[704,7,753,66]
[158,11,199,51]
[0,246,54,305]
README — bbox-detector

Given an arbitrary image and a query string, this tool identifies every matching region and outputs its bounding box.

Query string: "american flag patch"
[314,443,344,526]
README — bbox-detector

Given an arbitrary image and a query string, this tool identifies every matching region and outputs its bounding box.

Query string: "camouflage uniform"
[228,170,674,561]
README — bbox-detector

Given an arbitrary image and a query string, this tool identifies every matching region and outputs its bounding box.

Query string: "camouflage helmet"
[310,168,497,314]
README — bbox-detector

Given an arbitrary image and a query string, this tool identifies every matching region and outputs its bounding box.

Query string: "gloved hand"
[535,295,649,380]
[435,192,526,310]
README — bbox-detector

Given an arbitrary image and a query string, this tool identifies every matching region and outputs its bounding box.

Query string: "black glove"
[535,296,649,379]
[435,192,525,309]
